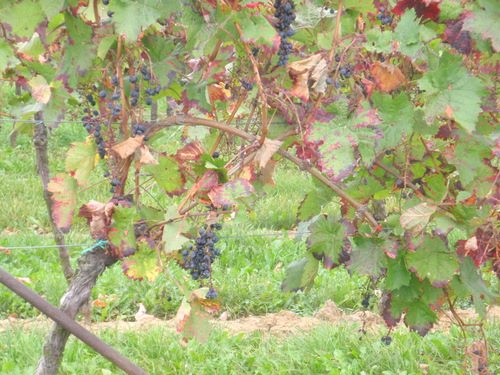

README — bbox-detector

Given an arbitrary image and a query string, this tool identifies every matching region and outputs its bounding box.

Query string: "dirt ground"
[1,301,499,337]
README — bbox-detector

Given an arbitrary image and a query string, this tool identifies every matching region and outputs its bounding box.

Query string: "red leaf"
[392,0,440,21]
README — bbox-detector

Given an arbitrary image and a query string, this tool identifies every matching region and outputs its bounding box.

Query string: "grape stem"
[147,115,379,227]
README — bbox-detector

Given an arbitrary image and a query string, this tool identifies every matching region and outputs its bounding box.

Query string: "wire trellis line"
[0,118,289,126]
[0,231,311,251]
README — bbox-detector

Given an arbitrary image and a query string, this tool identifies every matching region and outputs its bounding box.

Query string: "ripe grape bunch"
[81,104,107,159]
[273,0,296,66]
[182,223,223,299]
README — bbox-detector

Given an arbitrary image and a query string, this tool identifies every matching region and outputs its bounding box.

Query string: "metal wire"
[0,118,289,126]
[0,231,310,250]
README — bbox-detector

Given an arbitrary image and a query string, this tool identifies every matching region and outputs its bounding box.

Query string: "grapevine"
[0,0,498,373]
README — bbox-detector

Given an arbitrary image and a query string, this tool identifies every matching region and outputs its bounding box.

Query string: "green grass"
[1,121,499,374]
[2,322,499,374]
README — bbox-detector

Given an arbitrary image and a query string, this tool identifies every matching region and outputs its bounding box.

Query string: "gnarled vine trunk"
[35,246,116,375]
[33,112,74,282]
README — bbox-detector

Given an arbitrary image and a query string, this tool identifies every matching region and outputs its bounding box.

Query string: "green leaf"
[460,256,499,318]
[393,9,421,59]
[447,141,491,186]
[47,173,78,233]
[176,295,215,343]
[108,205,139,258]
[463,0,500,52]
[238,10,277,46]
[146,155,185,196]
[403,299,437,336]
[385,255,411,290]
[371,92,414,149]
[348,236,387,276]
[109,0,161,41]
[39,0,65,19]
[208,178,255,206]
[0,38,17,71]
[162,207,192,254]
[405,236,459,287]
[418,51,485,132]
[344,0,376,13]
[365,29,393,53]
[307,101,381,183]
[306,216,348,269]
[297,188,333,222]
[0,1,45,40]
[122,238,161,282]
[400,203,437,234]
[422,173,447,202]
[65,139,97,187]
[281,253,319,293]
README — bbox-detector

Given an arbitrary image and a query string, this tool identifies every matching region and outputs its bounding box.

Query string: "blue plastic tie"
[81,240,109,254]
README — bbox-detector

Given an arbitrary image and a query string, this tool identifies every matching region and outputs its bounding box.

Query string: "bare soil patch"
[1,301,499,337]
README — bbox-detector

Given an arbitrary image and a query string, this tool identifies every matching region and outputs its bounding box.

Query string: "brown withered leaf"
[254,138,283,168]
[176,140,205,161]
[208,83,231,104]
[238,164,258,182]
[371,61,406,92]
[135,145,159,169]
[288,54,328,101]
[258,159,277,187]
[111,135,144,159]
[78,199,115,239]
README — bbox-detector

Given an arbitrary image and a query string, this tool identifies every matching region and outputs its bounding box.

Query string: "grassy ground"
[0,121,499,374]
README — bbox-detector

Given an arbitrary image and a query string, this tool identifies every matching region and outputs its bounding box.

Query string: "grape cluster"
[381,335,392,345]
[273,0,296,66]
[182,224,223,299]
[132,123,149,140]
[361,293,371,309]
[241,80,253,91]
[376,7,392,25]
[82,110,107,159]
[340,65,353,78]
[86,93,96,107]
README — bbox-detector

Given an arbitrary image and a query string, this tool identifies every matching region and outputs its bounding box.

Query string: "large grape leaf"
[65,140,97,187]
[400,203,437,234]
[348,236,387,277]
[176,288,220,343]
[122,238,161,282]
[48,173,78,233]
[237,10,277,46]
[463,0,500,52]
[296,190,332,222]
[403,299,437,336]
[0,1,45,41]
[385,255,412,290]
[208,178,255,206]
[146,155,186,196]
[281,253,319,293]
[162,207,192,254]
[108,0,161,41]
[447,141,491,186]
[418,51,485,132]
[405,236,459,287]
[459,256,499,318]
[392,9,436,59]
[61,14,96,85]
[306,215,348,269]
[371,92,414,149]
[306,100,382,183]
[39,0,65,19]
[108,205,139,258]
[0,39,16,71]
